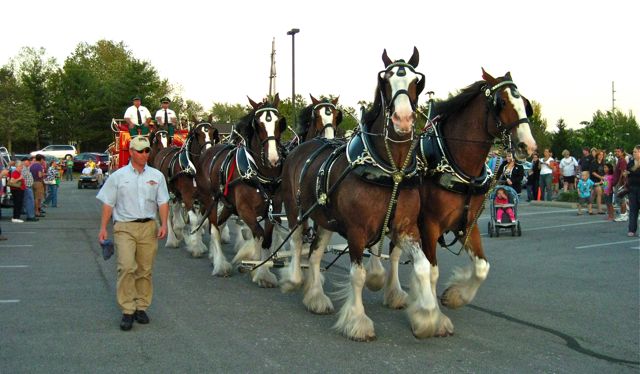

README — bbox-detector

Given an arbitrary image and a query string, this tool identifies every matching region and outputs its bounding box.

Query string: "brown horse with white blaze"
[195,95,287,287]
[279,48,426,341]
[382,69,537,338]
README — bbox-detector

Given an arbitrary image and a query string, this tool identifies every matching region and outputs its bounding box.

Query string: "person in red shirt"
[9,161,26,223]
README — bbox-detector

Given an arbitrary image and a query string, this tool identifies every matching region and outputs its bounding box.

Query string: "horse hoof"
[440,287,464,309]
[350,334,377,342]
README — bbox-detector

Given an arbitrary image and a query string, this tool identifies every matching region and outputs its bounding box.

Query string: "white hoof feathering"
[303,278,334,315]
[406,244,453,338]
[279,228,305,293]
[302,228,334,313]
[184,211,206,257]
[220,223,231,244]
[365,255,386,292]
[232,237,259,264]
[209,226,232,277]
[333,264,376,341]
[441,257,490,309]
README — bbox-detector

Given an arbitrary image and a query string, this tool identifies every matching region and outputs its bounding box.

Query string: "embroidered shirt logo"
[146,180,158,186]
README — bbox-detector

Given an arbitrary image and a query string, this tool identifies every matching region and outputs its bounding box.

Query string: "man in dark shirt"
[30,154,45,218]
[613,147,628,220]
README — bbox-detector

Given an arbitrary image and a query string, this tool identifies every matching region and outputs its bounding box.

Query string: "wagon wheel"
[488,221,493,237]
[517,221,522,236]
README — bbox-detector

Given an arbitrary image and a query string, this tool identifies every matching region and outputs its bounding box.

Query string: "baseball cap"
[132,95,142,101]
[130,136,151,151]
[160,96,171,103]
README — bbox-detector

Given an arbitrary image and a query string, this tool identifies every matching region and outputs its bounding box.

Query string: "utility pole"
[268,38,276,99]
[287,28,300,129]
[612,81,616,126]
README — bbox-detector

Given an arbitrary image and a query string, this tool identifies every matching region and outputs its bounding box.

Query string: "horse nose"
[392,111,416,134]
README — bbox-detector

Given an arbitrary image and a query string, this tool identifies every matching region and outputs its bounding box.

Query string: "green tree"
[0,65,39,152]
[52,40,170,150]
[577,109,638,152]
[14,47,58,149]
[210,102,247,124]
[528,100,551,154]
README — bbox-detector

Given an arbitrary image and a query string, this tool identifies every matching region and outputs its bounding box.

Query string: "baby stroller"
[488,185,521,237]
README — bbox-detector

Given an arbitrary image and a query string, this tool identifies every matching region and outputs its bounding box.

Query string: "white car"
[30,145,78,160]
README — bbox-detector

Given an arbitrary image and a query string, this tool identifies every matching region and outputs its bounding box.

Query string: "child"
[602,163,615,221]
[577,170,595,215]
[494,187,515,223]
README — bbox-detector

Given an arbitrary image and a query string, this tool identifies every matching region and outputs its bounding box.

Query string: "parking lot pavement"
[1,181,638,373]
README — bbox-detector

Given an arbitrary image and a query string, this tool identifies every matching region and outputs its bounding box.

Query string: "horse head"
[481,69,537,160]
[247,93,287,168]
[308,95,343,140]
[191,122,220,152]
[377,47,425,136]
[150,129,170,149]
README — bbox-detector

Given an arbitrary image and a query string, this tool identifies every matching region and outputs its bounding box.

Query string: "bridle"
[311,102,338,137]
[186,123,216,157]
[378,61,425,144]
[254,107,284,167]
[483,80,530,151]
[150,130,168,148]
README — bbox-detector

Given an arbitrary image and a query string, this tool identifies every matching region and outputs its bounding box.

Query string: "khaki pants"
[113,220,158,314]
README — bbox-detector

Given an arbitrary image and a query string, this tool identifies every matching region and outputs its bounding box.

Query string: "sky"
[1,0,638,131]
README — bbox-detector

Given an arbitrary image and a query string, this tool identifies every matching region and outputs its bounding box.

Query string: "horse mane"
[433,80,485,120]
[362,83,383,129]
[296,104,314,139]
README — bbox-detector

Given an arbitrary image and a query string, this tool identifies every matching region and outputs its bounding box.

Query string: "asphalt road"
[1,181,638,373]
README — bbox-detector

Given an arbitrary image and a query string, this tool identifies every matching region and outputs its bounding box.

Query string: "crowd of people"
[491,144,640,238]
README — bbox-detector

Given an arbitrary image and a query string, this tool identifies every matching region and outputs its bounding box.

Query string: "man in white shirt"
[154,97,177,144]
[124,96,152,136]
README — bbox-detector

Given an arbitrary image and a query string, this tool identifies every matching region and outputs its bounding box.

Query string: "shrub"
[556,189,579,202]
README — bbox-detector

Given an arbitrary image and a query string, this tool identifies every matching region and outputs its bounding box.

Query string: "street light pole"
[287,28,300,129]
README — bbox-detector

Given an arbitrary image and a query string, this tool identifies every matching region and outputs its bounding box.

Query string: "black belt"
[131,218,153,223]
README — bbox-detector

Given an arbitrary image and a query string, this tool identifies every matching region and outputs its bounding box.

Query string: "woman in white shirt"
[559,149,578,192]
[538,148,554,201]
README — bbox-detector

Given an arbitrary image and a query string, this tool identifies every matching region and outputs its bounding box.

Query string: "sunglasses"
[135,148,151,154]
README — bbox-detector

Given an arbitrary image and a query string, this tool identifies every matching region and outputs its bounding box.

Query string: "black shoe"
[134,310,150,324]
[26,218,39,222]
[120,314,134,331]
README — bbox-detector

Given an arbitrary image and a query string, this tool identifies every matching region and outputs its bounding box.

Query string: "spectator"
[577,171,595,215]
[602,163,615,221]
[578,147,593,175]
[559,149,578,192]
[65,155,74,181]
[590,150,606,214]
[526,153,540,201]
[613,147,629,222]
[539,148,554,201]
[550,151,561,198]
[496,153,525,193]
[30,154,45,218]
[9,161,26,223]
[21,158,38,222]
[487,151,503,173]
[43,160,60,208]
[625,145,639,237]
[0,168,7,239]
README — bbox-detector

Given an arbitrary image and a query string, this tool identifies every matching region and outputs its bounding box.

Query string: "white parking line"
[0,265,29,268]
[575,240,640,249]
[2,232,36,234]
[0,245,33,247]
[517,209,575,216]
[0,300,20,303]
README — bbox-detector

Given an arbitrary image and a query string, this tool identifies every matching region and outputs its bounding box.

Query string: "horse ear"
[248,96,260,109]
[310,94,319,105]
[481,68,496,84]
[523,97,533,117]
[505,71,513,81]
[382,49,392,67]
[336,110,343,126]
[273,93,280,108]
[278,117,287,133]
[407,46,419,68]
[212,128,220,143]
[208,114,213,123]
[331,96,339,105]
[190,115,197,124]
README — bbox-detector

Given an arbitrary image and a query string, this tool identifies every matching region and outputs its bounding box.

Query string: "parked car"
[30,144,77,160]
[72,153,109,173]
